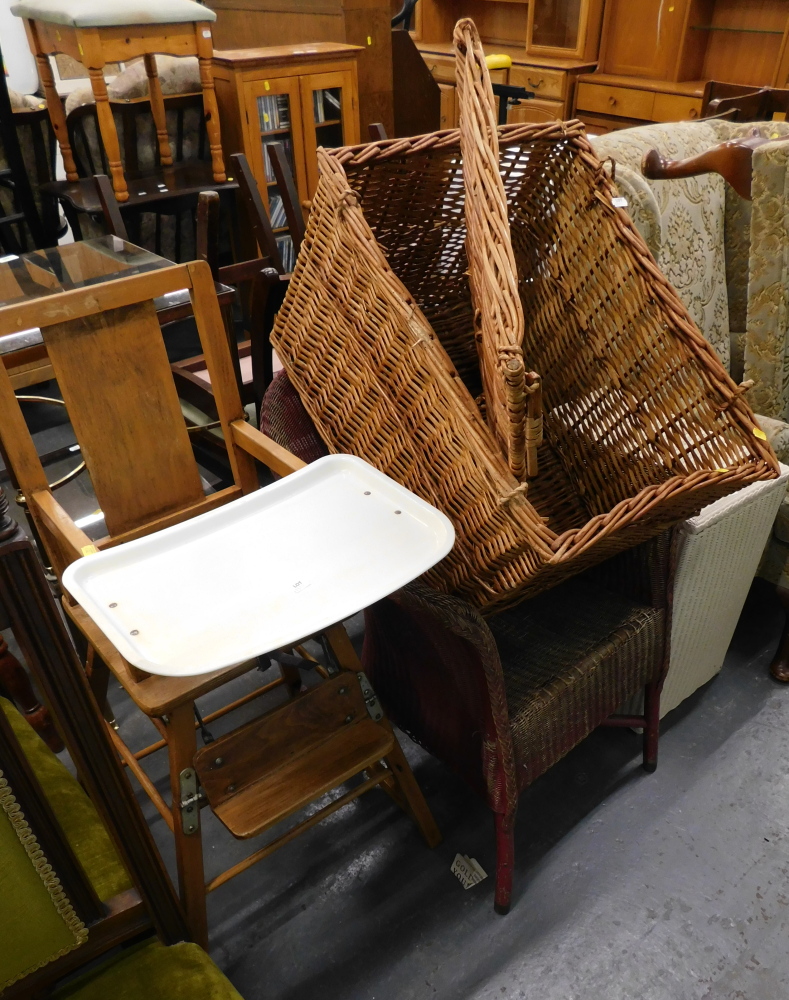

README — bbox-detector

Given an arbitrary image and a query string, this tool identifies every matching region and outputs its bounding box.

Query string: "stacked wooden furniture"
[209,0,393,137]
[213,43,360,261]
[413,0,603,127]
[12,0,226,201]
[574,0,789,134]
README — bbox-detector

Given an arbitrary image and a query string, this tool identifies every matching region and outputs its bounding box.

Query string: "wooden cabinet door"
[243,76,308,216]
[299,68,359,197]
[600,0,689,79]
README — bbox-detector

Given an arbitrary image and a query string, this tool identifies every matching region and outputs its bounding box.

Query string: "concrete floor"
[102,579,788,1000]
[5,379,789,999]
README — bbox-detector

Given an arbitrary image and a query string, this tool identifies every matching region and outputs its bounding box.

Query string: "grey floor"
[5,382,789,1000]
[107,579,789,1000]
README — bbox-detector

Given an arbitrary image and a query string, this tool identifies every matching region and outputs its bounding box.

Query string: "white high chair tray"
[62,455,455,677]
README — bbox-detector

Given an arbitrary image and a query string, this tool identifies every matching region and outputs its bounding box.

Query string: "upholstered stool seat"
[10,0,216,28]
[13,0,225,201]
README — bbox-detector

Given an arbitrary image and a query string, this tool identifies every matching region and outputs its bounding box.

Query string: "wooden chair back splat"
[43,301,204,536]
[0,261,258,576]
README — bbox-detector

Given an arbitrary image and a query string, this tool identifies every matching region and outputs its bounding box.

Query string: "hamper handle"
[453,18,536,479]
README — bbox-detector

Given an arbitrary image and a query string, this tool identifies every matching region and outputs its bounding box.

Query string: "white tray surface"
[62,455,454,677]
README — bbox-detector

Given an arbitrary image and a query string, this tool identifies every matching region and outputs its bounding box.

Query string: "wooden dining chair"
[169,151,308,425]
[0,259,440,947]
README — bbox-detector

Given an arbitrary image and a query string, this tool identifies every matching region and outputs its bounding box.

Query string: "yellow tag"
[55,29,61,40]
[81,544,98,556]
[367,35,372,45]
[263,113,269,123]
[754,427,768,441]
[78,43,83,56]
[715,467,728,474]
[264,81,270,91]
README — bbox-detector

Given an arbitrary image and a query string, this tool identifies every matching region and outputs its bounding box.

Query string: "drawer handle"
[689,107,699,119]
[608,96,617,107]
[527,77,544,89]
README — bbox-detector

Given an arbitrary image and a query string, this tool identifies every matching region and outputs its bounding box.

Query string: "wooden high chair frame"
[0,260,440,947]
[21,14,226,202]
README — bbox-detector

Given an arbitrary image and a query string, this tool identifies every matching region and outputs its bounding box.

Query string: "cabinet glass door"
[245,77,306,269]
[530,0,582,51]
[300,70,359,197]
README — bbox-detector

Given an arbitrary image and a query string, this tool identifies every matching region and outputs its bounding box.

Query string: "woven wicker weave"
[453,19,540,480]
[270,69,778,611]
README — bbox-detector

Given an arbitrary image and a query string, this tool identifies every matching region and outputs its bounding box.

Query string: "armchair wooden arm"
[30,489,96,566]
[642,130,789,201]
[229,420,306,478]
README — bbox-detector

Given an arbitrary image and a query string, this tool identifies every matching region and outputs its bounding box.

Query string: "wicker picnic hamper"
[269,26,778,613]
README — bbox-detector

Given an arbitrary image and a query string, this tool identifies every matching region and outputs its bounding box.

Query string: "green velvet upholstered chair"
[0,696,244,999]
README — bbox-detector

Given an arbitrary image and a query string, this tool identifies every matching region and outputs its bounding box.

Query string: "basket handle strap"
[453,18,541,480]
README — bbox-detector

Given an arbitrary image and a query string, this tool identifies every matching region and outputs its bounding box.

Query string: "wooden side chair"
[44,93,239,260]
[168,150,307,426]
[0,258,442,946]
[13,0,225,202]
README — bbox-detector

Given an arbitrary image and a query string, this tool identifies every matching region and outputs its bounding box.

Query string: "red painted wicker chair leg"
[642,680,662,773]
[769,586,789,682]
[0,633,64,752]
[494,810,516,915]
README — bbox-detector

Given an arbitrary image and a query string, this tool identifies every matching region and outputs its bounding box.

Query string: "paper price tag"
[451,853,487,889]
[612,196,628,208]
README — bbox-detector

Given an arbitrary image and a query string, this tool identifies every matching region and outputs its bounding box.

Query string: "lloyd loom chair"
[260,368,675,914]
[0,258,442,947]
[271,20,779,614]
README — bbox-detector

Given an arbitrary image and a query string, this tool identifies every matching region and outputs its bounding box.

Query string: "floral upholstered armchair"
[591,120,789,682]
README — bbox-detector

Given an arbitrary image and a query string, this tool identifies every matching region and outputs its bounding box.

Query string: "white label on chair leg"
[203,29,212,37]
[451,853,487,889]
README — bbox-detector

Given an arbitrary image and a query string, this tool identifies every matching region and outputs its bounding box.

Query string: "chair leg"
[494,810,516,915]
[769,585,789,682]
[29,28,78,181]
[196,27,226,183]
[85,646,116,728]
[81,31,128,201]
[642,680,661,773]
[0,633,63,752]
[166,702,208,948]
[322,623,441,848]
[381,721,441,848]
[143,54,173,167]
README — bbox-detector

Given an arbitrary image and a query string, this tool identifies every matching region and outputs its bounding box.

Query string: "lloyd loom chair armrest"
[229,420,306,477]
[30,489,95,564]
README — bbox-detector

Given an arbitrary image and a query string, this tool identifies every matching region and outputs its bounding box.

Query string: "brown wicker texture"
[453,19,539,480]
[270,117,778,613]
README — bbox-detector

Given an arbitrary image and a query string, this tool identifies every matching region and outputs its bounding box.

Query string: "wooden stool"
[12,0,226,202]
